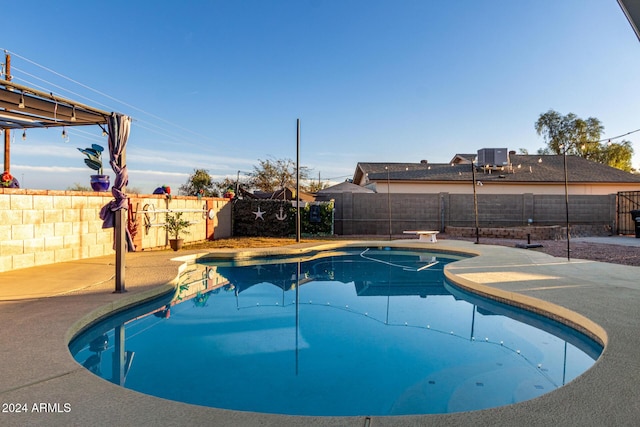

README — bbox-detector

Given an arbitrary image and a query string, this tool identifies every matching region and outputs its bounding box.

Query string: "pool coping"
[1,239,639,426]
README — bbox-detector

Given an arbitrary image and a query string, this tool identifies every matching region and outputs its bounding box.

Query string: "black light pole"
[471,160,480,244]
[385,166,391,240]
[296,119,301,243]
[563,145,571,261]
[295,261,300,375]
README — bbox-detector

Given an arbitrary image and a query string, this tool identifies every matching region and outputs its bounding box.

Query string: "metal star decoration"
[253,207,265,220]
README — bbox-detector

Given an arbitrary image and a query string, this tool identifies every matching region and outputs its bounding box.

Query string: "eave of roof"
[619,0,640,42]
[360,155,640,184]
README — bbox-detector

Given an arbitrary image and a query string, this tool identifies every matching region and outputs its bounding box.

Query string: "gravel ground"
[447,236,640,267]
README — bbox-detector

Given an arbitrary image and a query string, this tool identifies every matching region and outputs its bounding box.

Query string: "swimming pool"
[70,247,602,416]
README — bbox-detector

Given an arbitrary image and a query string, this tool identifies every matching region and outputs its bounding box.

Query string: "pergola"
[1,77,131,293]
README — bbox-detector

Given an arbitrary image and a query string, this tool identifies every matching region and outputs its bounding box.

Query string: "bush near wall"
[300,201,334,236]
[233,199,333,237]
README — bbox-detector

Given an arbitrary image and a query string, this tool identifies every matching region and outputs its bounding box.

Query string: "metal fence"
[617,191,640,235]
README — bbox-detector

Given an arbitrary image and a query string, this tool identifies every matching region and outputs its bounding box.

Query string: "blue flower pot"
[1,178,20,188]
[90,175,110,192]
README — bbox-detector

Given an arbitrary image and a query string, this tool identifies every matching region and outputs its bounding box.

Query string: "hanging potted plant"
[78,144,110,192]
[163,212,192,251]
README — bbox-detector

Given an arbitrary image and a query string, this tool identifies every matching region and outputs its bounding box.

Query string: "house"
[315,181,374,201]
[353,149,640,195]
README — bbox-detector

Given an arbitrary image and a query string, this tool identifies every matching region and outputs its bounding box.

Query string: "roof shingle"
[357,155,640,184]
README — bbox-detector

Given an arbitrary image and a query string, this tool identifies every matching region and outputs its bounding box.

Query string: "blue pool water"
[70,248,602,416]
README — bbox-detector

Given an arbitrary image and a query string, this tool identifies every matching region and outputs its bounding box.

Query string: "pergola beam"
[0,81,110,130]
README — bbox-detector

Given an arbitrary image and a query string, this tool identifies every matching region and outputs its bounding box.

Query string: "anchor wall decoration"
[275,206,288,221]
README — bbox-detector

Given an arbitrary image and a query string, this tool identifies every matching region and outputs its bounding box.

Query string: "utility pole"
[3,52,11,173]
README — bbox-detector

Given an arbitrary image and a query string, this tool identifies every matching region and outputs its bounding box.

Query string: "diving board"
[403,230,439,243]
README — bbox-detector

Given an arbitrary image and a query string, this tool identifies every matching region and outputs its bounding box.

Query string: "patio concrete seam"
[0,369,81,395]
[51,275,117,297]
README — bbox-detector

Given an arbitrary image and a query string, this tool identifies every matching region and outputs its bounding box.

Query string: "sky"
[3,0,640,193]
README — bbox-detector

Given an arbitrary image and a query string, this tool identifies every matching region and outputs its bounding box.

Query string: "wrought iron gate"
[617,191,640,235]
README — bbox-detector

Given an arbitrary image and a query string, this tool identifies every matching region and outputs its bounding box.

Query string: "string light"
[70,105,76,121]
[18,91,25,108]
[597,128,640,143]
[22,130,26,141]
[7,49,219,148]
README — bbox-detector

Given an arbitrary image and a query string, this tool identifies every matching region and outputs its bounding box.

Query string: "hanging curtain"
[100,113,135,251]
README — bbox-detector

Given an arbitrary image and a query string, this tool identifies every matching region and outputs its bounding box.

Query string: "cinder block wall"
[130,195,232,249]
[329,192,615,236]
[0,189,115,272]
[0,189,231,273]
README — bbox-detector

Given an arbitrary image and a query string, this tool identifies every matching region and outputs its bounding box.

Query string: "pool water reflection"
[70,248,602,416]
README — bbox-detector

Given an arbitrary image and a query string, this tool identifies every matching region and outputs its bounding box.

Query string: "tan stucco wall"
[371,181,640,195]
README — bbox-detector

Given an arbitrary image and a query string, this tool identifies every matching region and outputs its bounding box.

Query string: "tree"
[598,140,634,172]
[535,110,634,171]
[127,186,143,195]
[305,178,331,193]
[178,169,216,196]
[250,158,310,193]
[67,183,91,191]
[535,110,602,158]
[212,176,239,197]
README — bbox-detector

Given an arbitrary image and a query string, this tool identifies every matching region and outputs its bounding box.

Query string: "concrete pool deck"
[1,237,639,426]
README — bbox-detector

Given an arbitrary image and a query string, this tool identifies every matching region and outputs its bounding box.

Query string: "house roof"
[317,181,375,194]
[619,0,640,42]
[449,153,476,164]
[356,155,640,185]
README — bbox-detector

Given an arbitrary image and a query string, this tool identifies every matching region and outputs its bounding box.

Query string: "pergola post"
[114,145,127,292]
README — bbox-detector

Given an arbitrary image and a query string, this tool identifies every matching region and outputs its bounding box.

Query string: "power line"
[67,127,106,143]
[5,49,223,147]
[11,68,115,112]
[9,60,227,154]
[12,70,200,146]
[325,174,352,180]
[598,128,640,143]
